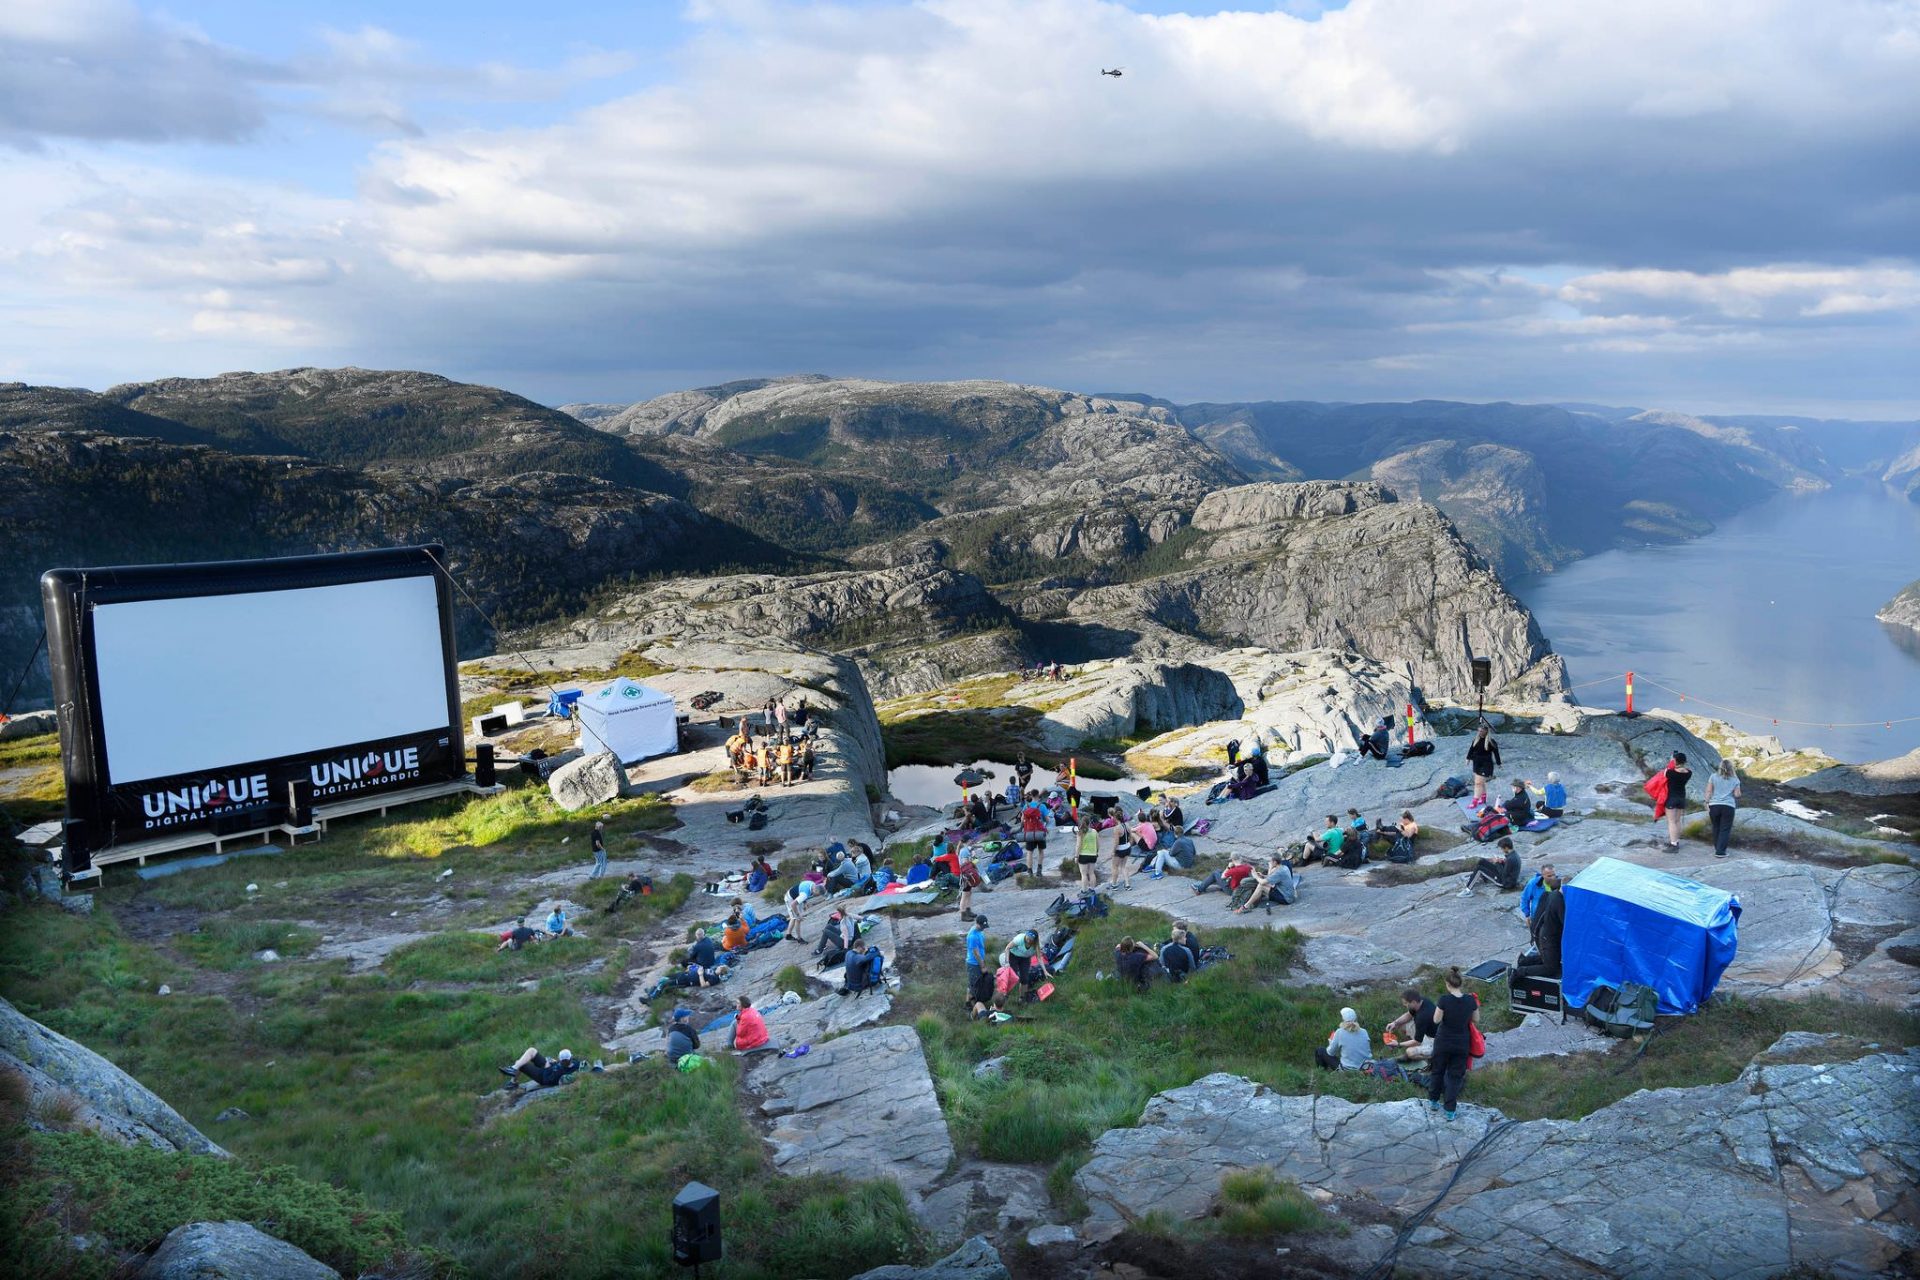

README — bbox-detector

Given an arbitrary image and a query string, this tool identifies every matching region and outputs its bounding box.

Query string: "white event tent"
[575,676,678,763]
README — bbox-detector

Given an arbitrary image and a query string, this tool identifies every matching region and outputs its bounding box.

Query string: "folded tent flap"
[1560,856,1741,1017]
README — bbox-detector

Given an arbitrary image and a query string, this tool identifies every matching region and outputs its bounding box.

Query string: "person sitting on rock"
[501,1045,579,1088]
[828,847,872,895]
[1357,717,1392,760]
[1515,869,1566,979]
[495,918,545,952]
[1233,855,1299,914]
[1113,937,1160,991]
[1502,779,1535,830]
[666,1008,701,1066]
[1460,836,1521,896]
[545,906,576,938]
[1193,856,1255,896]
[1540,772,1567,818]
[1146,831,1199,878]
[1382,986,1438,1062]
[1313,1007,1371,1071]
[720,910,750,953]
[871,858,899,892]
[1388,812,1420,862]
[746,855,775,895]
[1300,816,1344,868]
[732,995,772,1053]
[841,939,884,994]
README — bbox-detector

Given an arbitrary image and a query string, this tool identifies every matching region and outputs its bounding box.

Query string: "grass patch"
[1,1125,441,1280]
[687,770,743,793]
[1366,856,1477,886]
[382,931,618,985]
[773,965,811,997]
[0,890,921,1280]
[903,908,1499,1176]
[1214,1169,1332,1238]
[175,921,321,971]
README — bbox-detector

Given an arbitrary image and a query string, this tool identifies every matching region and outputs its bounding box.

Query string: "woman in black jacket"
[1466,723,1502,806]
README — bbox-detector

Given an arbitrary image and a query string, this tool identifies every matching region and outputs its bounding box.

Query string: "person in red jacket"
[732,995,770,1052]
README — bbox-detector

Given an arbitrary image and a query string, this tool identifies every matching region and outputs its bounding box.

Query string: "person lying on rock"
[1382,986,1438,1062]
[1192,856,1255,896]
[666,1008,701,1066]
[1314,1008,1371,1071]
[501,1046,578,1088]
[733,995,772,1053]
[545,906,576,938]
[495,919,546,952]
[1460,836,1521,897]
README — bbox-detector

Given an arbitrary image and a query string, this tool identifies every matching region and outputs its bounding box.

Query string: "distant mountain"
[554,402,629,426]
[101,368,663,489]
[10,365,1885,713]
[1887,443,1920,503]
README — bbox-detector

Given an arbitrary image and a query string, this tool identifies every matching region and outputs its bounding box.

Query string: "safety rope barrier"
[419,546,564,707]
[1553,668,1919,732]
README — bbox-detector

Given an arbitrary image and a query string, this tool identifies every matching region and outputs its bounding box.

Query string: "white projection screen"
[92,576,453,784]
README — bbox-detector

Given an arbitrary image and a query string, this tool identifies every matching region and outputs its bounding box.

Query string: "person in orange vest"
[778,738,796,786]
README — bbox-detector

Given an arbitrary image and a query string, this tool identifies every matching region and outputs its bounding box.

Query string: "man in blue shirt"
[965,915,990,994]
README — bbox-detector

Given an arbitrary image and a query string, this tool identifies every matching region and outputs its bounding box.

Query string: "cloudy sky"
[3,0,1917,415]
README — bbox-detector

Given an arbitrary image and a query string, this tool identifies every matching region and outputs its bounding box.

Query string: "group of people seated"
[494,904,579,952]
[1021,661,1069,682]
[1291,809,1421,871]
[724,714,817,787]
[1311,968,1484,1120]
[1112,920,1209,989]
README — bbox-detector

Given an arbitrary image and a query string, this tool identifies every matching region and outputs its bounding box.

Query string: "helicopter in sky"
[1100,67,1124,77]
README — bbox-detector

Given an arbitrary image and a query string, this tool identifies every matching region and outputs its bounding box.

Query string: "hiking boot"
[1444,1109,1458,1122]
[960,909,975,921]
[1427,1099,1441,1113]
[499,1066,518,1080]
[1457,887,1475,898]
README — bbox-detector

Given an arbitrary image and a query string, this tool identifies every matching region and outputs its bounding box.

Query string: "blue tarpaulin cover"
[1561,856,1740,1015]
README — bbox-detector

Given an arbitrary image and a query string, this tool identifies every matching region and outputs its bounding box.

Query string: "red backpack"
[1472,808,1511,843]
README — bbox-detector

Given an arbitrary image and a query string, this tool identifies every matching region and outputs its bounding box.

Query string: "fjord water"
[1513,485,1920,763]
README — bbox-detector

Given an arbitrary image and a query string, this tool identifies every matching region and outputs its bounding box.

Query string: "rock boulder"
[851,1236,1010,1280]
[134,1221,339,1280]
[1075,1047,1920,1278]
[0,997,225,1156]
[745,1024,953,1197]
[547,750,631,811]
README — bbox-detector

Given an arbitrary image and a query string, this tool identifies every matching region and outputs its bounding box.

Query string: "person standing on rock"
[966,914,990,996]
[1015,753,1034,791]
[1110,817,1136,891]
[1467,724,1501,807]
[1704,760,1740,857]
[1076,817,1100,888]
[1427,967,1478,1121]
[589,821,608,879]
[1660,752,1694,851]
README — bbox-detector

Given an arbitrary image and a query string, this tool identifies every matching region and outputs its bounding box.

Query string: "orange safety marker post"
[1405,703,1417,745]
[1623,671,1636,717]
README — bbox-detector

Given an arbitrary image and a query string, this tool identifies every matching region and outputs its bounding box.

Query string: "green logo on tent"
[622,685,642,698]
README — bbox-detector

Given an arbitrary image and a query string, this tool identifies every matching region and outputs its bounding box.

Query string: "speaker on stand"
[474,742,496,789]
[671,1181,722,1274]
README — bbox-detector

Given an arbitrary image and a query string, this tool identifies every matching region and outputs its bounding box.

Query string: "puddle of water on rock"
[885,759,1159,810]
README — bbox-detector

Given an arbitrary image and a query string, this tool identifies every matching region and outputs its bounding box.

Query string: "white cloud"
[1,0,1917,412]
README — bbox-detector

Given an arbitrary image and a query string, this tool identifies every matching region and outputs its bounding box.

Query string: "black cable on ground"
[1358,1117,1521,1280]
[1,628,47,722]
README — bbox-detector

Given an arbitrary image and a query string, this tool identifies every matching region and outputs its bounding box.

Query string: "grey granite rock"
[1075,1048,1920,1279]
[135,1221,338,1280]
[0,997,225,1156]
[745,1024,953,1197]
[851,1235,1009,1280]
[547,750,630,811]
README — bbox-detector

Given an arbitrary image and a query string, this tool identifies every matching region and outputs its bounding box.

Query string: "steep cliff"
[1062,483,1565,700]
[1369,440,1570,578]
